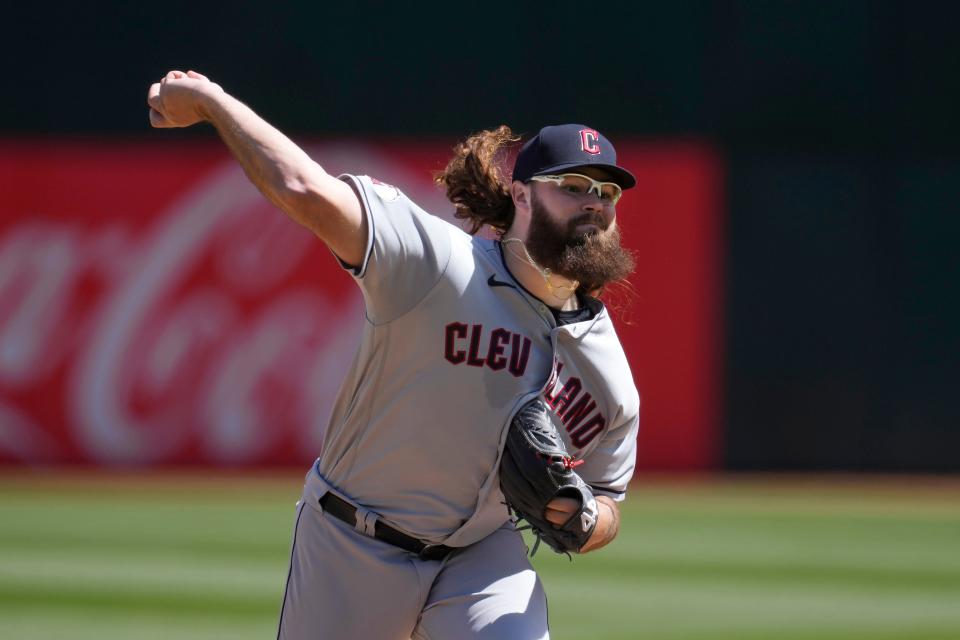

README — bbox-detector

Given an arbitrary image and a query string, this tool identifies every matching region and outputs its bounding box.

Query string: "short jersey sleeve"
[577,412,640,502]
[339,174,453,325]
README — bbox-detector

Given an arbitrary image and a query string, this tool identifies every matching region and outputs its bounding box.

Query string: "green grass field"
[1,471,958,639]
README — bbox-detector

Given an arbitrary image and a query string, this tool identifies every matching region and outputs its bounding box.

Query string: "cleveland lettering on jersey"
[543,361,607,449]
[444,322,532,377]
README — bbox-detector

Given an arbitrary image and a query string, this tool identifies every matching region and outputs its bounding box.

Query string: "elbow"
[281,171,315,199]
[277,172,318,209]
[251,158,363,260]
[276,172,336,224]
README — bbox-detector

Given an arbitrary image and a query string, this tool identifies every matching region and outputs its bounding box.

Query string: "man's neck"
[501,239,580,311]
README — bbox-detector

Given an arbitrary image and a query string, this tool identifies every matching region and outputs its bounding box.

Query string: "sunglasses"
[528,173,623,204]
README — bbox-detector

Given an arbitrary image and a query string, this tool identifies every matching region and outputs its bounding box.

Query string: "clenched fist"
[147,70,223,128]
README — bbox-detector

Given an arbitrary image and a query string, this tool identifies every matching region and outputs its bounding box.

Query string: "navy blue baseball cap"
[512,124,636,189]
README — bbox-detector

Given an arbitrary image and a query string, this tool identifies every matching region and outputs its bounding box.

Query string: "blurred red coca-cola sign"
[0,140,722,469]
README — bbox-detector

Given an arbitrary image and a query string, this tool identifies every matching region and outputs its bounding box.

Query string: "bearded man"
[148,69,640,640]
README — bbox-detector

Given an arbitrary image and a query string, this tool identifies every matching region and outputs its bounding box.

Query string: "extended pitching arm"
[147,70,366,267]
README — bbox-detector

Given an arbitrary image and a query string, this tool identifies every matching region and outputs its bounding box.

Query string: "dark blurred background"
[3,1,958,471]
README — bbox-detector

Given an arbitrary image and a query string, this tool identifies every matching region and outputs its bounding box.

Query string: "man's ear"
[511,181,529,208]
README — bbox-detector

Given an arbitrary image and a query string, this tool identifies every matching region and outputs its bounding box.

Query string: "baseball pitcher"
[148,70,640,640]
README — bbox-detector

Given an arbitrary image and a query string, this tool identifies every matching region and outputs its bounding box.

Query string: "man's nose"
[582,197,604,214]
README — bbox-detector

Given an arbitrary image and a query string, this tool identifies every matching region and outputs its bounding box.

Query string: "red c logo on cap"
[579,129,601,155]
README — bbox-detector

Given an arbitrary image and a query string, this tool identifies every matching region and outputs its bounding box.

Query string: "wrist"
[581,496,617,554]
[194,84,226,123]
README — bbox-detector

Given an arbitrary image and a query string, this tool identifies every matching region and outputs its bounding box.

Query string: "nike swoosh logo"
[488,274,516,289]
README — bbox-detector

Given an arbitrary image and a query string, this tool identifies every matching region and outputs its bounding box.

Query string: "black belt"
[319,492,456,561]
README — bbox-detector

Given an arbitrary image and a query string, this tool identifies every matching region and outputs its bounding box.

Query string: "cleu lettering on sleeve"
[443,322,531,378]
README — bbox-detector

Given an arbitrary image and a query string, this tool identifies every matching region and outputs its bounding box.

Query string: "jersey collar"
[492,240,607,334]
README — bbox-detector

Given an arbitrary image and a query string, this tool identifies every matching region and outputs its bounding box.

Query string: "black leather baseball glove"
[500,398,599,555]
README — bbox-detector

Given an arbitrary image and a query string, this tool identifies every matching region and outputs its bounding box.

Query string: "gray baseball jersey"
[316,174,640,548]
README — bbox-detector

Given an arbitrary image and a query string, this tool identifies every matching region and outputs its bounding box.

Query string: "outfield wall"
[0,140,724,470]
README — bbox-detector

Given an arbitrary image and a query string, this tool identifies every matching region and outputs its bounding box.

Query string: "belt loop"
[354,506,378,537]
[311,467,333,506]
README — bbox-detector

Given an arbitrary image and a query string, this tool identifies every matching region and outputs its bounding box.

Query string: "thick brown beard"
[525,192,635,293]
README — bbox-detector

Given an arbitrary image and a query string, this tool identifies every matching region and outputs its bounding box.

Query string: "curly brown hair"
[434,125,520,235]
